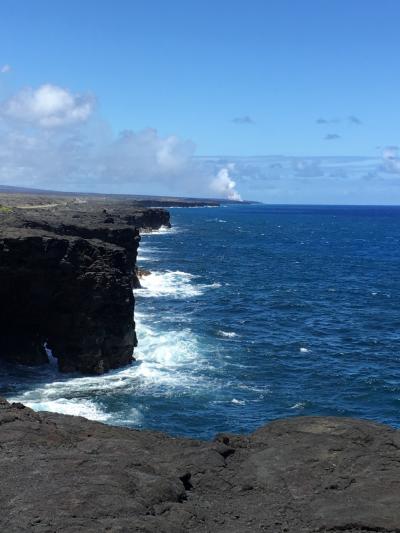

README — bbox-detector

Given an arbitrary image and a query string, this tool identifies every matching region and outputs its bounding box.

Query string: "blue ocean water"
[1,204,400,439]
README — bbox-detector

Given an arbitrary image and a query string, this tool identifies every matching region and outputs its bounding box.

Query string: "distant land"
[0,183,257,207]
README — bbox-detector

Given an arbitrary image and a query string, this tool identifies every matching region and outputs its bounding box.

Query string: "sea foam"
[217,330,238,338]
[137,270,220,298]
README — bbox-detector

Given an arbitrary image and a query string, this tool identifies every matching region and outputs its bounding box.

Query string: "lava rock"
[0,398,399,532]
[0,197,170,373]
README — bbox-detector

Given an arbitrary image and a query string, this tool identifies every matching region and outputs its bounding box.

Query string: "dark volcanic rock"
[0,198,170,373]
[0,398,399,532]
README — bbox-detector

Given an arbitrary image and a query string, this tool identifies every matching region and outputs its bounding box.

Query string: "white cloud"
[0,84,243,199]
[381,146,400,174]
[292,158,323,177]
[382,145,398,160]
[210,166,242,200]
[97,128,197,182]
[1,64,11,74]
[1,84,94,127]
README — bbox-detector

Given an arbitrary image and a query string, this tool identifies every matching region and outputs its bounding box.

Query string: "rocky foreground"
[0,194,170,373]
[1,398,399,532]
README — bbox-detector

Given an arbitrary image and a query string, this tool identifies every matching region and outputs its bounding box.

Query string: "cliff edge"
[0,196,170,373]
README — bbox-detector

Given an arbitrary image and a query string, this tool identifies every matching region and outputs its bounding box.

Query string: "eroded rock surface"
[0,398,399,532]
[0,197,170,373]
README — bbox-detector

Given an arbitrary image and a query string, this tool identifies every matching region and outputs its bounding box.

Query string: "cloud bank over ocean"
[0,83,398,203]
[199,154,400,204]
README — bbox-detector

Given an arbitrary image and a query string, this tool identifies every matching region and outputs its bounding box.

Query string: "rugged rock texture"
[0,197,170,373]
[0,398,399,532]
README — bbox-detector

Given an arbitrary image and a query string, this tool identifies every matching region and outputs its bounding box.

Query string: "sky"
[0,0,399,204]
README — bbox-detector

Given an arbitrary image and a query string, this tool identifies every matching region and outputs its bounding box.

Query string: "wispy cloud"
[293,158,323,177]
[324,133,341,141]
[316,115,362,125]
[348,115,362,125]
[381,145,400,174]
[0,64,11,74]
[232,115,255,125]
[316,117,339,124]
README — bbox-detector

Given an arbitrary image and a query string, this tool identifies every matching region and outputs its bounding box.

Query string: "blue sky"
[0,0,399,203]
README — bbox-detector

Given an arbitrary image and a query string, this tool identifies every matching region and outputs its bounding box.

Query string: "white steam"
[210,166,242,201]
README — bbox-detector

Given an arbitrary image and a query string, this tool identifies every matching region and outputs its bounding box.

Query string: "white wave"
[137,245,161,262]
[290,402,306,410]
[135,270,199,298]
[299,347,310,353]
[217,330,238,338]
[141,225,180,235]
[133,317,206,389]
[137,252,158,262]
[10,395,111,422]
[237,383,271,395]
[231,398,246,405]
[169,205,218,209]
[135,270,220,299]
[7,310,208,422]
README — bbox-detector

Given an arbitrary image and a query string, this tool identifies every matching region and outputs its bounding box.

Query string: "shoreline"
[1,197,400,529]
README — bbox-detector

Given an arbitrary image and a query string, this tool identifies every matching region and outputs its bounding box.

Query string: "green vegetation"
[0,205,12,213]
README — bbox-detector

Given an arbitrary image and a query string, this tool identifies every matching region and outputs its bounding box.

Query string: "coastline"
[0,193,171,374]
[1,195,400,530]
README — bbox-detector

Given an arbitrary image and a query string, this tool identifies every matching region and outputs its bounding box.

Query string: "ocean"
[1,204,400,439]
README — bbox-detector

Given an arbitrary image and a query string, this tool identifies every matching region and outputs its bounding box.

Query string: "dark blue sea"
[1,204,400,439]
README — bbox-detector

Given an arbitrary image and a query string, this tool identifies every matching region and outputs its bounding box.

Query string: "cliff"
[0,397,399,532]
[0,197,170,374]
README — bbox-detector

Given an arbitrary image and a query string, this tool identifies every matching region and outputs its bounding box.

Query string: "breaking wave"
[136,270,220,298]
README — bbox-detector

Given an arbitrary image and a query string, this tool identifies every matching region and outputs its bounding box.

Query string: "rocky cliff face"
[1,397,399,532]
[0,199,170,373]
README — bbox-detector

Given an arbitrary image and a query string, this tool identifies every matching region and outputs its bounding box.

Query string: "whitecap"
[217,330,238,338]
[135,270,220,299]
[231,398,246,405]
[208,282,222,288]
[11,396,111,422]
[132,319,207,389]
[137,245,161,262]
[290,402,306,410]
[299,347,310,353]
[141,225,180,235]
[135,270,201,298]
[7,311,208,422]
